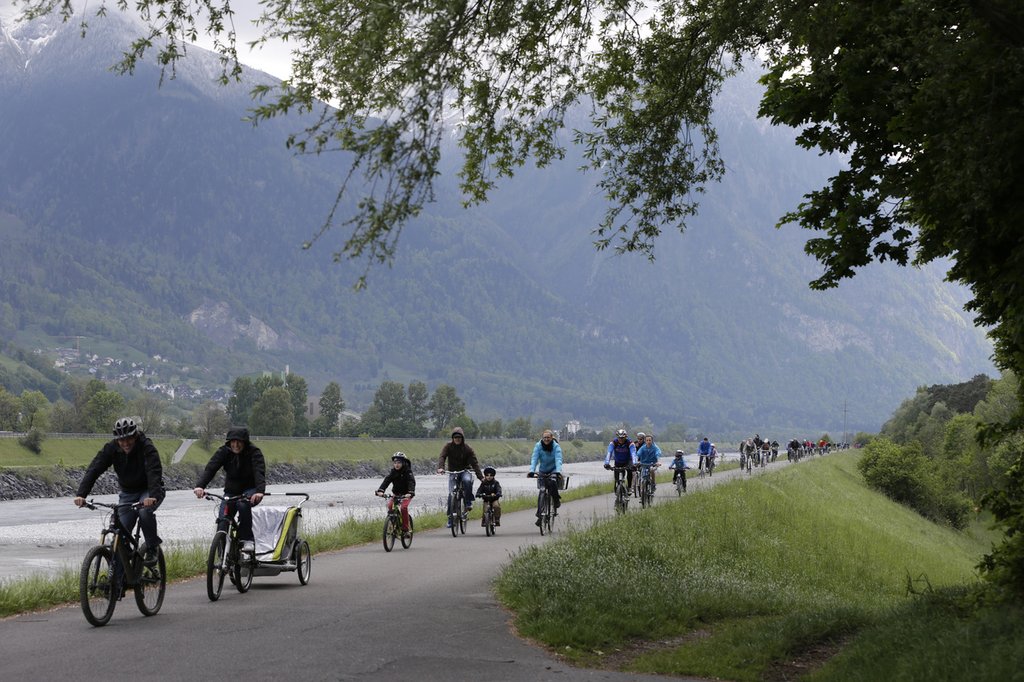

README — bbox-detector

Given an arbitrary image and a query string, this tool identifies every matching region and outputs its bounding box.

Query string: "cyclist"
[193,426,267,554]
[709,442,718,472]
[669,450,688,491]
[604,428,638,493]
[375,452,416,535]
[75,417,165,565]
[636,434,662,493]
[528,429,563,526]
[633,431,646,451]
[436,426,484,527]
[475,466,502,527]
[697,437,712,472]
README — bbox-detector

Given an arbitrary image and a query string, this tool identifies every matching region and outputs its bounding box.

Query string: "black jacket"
[77,433,165,498]
[377,467,416,497]
[475,479,502,500]
[196,442,267,495]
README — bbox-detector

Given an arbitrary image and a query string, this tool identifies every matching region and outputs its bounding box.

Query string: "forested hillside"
[0,11,994,434]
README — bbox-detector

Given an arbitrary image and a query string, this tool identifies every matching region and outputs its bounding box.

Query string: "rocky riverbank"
[0,452,597,501]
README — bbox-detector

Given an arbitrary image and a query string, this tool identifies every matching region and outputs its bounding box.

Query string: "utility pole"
[843,400,848,446]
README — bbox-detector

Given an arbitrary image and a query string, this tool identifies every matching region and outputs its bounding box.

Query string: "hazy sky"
[198,0,294,80]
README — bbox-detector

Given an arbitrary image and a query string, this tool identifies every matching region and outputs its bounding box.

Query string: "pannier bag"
[251,506,300,561]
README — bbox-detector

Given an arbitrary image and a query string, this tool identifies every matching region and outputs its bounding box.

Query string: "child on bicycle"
[475,466,502,526]
[375,452,415,534]
[669,449,688,491]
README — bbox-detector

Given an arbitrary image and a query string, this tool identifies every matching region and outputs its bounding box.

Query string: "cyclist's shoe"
[241,540,256,553]
[494,520,500,526]
[143,546,160,566]
[465,503,473,512]
[402,530,412,539]
[446,518,452,529]
[535,519,542,527]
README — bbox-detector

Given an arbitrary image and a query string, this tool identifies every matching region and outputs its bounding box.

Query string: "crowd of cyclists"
[75,417,846,577]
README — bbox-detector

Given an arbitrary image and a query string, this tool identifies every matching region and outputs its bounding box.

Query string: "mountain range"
[0,9,995,436]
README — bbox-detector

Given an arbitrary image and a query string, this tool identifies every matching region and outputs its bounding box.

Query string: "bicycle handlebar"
[82,499,145,512]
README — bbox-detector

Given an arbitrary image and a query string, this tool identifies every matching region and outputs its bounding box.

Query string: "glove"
[527,472,537,478]
[604,463,611,470]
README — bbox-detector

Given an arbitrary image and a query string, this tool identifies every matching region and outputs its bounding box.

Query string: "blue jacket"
[530,440,563,474]
[698,440,712,456]
[636,443,662,466]
[605,439,637,467]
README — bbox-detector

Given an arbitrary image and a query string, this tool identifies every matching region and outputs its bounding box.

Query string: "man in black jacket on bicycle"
[193,427,267,554]
[74,417,165,565]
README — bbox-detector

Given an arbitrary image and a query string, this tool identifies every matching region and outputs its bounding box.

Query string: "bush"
[18,428,44,454]
[858,438,970,529]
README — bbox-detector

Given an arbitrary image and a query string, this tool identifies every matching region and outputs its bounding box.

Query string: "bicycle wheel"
[483,507,493,537]
[80,545,117,626]
[383,513,397,552]
[295,540,312,585]
[233,541,254,593]
[457,496,467,535]
[134,546,165,616]
[448,493,459,537]
[543,493,554,534]
[401,516,414,549]
[538,491,548,536]
[206,532,227,601]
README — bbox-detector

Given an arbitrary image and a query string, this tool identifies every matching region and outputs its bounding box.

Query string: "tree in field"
[312,381,345,436]
[505,417,533,440]
[428,385,465,436]
[130,391,167,434]
[0,387,21,430]
[82,389,126,434]
[320,381,345,422]
[284,372,310,436]
[193,400,231,450]
[249,386,295,436]
[19,390,51,432]
[227,376,259,425]
[406,381,430,436]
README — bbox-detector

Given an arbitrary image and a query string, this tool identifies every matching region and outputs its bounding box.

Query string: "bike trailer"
[558,474,571,490]
[252,505,301,562]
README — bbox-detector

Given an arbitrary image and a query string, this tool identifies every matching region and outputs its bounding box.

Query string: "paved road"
[1,454,773,681]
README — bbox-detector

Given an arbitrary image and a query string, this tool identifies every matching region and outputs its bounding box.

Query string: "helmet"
[675,449,684,455]
[637,432,646,439]
[483,466,496,476]
[112,417,137,439]
[391,452,410,465]
[616,429,628,438]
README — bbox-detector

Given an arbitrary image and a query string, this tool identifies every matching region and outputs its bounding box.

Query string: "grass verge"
[495,453,1009,680]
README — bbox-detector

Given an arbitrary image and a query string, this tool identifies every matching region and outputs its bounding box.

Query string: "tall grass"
[495,453,995,679]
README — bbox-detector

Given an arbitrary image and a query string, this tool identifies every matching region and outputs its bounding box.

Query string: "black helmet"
[391,452,410,466]
[483,466,496,476]
[112,417,137,438]
[226,426,250,444]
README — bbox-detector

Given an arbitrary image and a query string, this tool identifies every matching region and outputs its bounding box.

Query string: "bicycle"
[532,472,560,535]
[479,496,499,536]
[638,463,658,508]
[78,500,166,626]
[381,494,414,551]
[673,469,687,496]
[612,466,631,515]
[444,469,471,537]
[705,454,716,477]
[202,493,255,601]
